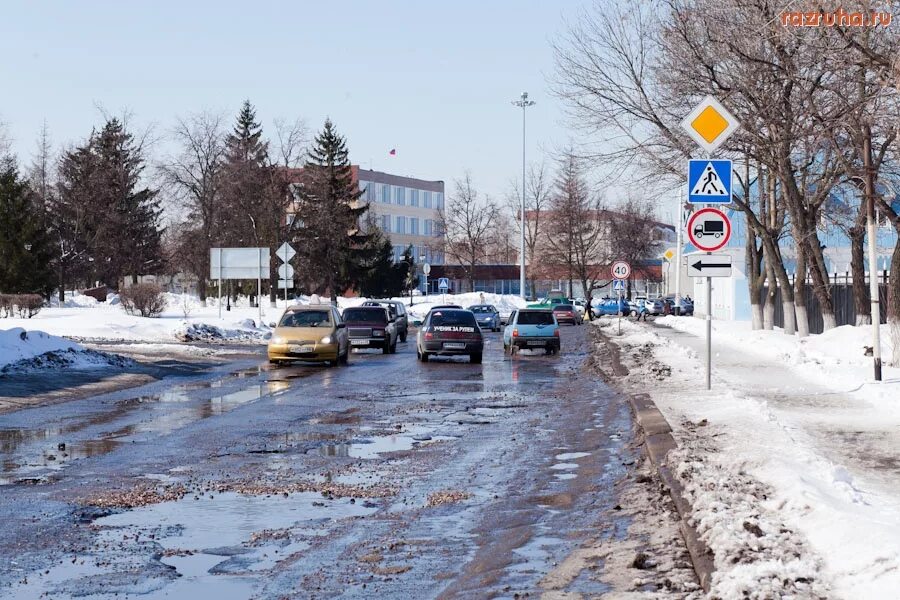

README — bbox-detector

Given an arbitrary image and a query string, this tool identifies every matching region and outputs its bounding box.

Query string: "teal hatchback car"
[503,309,560,355]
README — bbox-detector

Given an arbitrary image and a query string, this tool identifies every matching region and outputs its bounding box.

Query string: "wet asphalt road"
[0,325,637,599]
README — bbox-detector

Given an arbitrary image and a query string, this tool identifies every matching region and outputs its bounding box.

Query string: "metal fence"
[760,271,890,334]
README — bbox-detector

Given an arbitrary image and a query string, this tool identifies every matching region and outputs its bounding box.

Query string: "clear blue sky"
[1,0,591,205]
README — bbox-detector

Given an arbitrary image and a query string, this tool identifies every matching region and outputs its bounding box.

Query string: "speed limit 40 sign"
[611,261,631,280]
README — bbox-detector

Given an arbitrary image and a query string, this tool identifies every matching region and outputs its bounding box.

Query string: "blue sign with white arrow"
[687,159,732,204]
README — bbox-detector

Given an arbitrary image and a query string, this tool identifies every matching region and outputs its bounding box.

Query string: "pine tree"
[93,119,163,285]
[0,160,54,295]
[292,119,370,302]
[219,100,284,305]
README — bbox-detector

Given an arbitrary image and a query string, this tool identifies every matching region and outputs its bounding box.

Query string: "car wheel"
[390,339,397,353]
[268,359,280,366]
[544,347,553,355]
[400,332,407,343]
[339,348,349,365]
[420,350,430,362]
[470,352,483,364]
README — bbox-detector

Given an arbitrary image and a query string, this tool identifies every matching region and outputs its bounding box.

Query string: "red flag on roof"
[389,148,396,156]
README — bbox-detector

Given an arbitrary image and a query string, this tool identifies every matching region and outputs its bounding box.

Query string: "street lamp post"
[512,91,535,300]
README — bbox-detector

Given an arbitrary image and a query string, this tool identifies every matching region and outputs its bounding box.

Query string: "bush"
[15,294,44,318]
[0,294,43,318]
[120,283,167,317]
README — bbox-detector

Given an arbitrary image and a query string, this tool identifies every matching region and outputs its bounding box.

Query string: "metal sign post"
[611,262,631,336]
[423,263,431,298]
[685,210,732,391]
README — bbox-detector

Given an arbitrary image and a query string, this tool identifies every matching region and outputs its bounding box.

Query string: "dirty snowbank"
[596,317,900,599]
[1,292,529,344]
[0,328,131,374]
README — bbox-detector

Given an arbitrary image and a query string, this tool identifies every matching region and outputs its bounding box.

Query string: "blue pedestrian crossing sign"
[687,159,732,204]
[612,280,626,292]
[438,277,450,291]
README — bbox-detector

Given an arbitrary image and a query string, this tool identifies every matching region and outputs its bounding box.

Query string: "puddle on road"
[0,381,286,485]
[309,424,456,459]
[554,473,578,481]
[555,452,591,461]
[10,491,376,599]
[550,462,579,471]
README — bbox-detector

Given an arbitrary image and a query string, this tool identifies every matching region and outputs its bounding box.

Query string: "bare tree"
[543,151,608,299]
[609,196,664,297]
[436,173,498,292]
[272,117,310,169]
[161,111,225,305]
[506,162,553,296]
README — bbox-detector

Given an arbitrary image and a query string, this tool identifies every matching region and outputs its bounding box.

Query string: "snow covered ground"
[597,316,900,598]
[0,328,131,374]
[0,291,528,345]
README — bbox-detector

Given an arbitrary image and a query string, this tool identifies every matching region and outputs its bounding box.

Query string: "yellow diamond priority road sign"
[680,96,740,153]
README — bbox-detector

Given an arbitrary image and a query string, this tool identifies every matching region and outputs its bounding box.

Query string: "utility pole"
[863,124,882,381]
[512,91,535,300]
[674,188,684,315]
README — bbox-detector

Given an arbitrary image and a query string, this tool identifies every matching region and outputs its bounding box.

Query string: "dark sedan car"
[363,300,409,342]
[468,304,501,332]
[342,306,398,354]
[552,303,582,325]
[416,308,484,363]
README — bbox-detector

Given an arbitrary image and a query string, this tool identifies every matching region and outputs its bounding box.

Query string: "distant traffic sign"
[663,248,676,261]
[687,208,731,252]
[687,255,732,278]
[680,96,740,153]
[422,263,431,275]
[438,277,450,291]
[276,242,296,263]
[278,263,294,280]
[612,280,626,291]
[611,261,631,280]
[688,159,732,204]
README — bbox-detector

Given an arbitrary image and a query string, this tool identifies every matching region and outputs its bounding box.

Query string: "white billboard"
[210,248,270,280]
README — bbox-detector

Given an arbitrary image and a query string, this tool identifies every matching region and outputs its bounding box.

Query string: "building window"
[395,186,406,205]
[423,191,432,208]
[382,214,391,233]
[409,217,419,235]
[286,214,296,226]
[381,184,391,203]
[419,246,427,262]
[395,216,406,234]
[410,189,419,207]
[424,219,432,236]
[393,245,405,262]
[434,192,444,210]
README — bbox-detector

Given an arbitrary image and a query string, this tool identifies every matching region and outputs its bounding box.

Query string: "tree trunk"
[760,235,795,334]
[850,221,871,326]
[58,263,66,303]
[889,241,900,367]
[805,235,836,331]
[794,245,810,337]
[199,279,208,308]
[746,227,764,330]
[763,248,776,330]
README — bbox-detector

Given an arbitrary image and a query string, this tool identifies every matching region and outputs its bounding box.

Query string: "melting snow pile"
[173,319,272,343]
[0,328,131,374]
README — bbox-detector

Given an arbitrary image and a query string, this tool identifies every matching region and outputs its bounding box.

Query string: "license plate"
[351,339,368,346]
[527,340,546,346]
[290,345,315,353]
[443,342,466,349]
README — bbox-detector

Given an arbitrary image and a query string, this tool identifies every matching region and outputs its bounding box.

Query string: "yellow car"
[267,304,350,366]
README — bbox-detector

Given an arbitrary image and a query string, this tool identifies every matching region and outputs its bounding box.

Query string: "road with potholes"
[0,324,698,599]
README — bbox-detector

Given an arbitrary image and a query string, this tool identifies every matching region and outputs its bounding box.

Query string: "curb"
[595,326,715,592]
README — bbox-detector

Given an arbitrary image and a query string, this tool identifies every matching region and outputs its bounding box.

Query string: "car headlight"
[272,336,287,344]
[373,329,385,337]
[320,335,332,344]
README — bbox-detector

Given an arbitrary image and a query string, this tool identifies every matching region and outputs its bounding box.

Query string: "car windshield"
[517,311,555,325]
[430,311,477,327]
[470,306,495,314]
[279,310,331,327]
[343,308,387,323]
[553,305,574,311]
